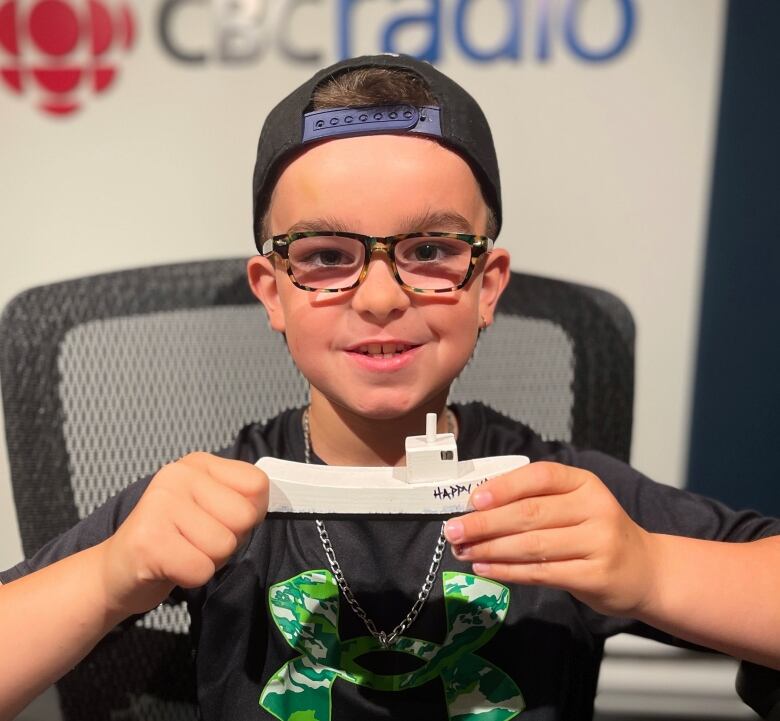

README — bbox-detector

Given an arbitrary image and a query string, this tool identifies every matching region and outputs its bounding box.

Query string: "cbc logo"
[0,0,135,116]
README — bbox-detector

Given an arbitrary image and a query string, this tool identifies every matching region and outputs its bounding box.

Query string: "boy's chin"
[321,388,451,422]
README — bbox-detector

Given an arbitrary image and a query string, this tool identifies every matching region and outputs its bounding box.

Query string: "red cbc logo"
[0,0,135,116]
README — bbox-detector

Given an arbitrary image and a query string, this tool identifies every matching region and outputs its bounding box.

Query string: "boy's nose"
[350,253,411,321]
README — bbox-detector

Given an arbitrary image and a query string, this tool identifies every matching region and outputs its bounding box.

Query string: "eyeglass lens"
[287,235,472,290]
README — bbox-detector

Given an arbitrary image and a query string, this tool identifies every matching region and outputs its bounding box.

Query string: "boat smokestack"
[426,413,437,443]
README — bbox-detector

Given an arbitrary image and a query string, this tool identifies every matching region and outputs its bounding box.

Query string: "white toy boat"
[256,413,528,515]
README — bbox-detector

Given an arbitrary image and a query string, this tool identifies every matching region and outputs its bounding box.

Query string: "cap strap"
[302,104,442,144]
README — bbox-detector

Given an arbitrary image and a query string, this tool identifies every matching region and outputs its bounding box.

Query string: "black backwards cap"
[252,54,502,243]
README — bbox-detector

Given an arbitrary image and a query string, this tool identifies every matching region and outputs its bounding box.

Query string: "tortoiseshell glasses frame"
[259,231,494,293]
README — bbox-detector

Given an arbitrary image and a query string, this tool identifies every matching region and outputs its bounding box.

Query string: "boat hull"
[256,455,530,515]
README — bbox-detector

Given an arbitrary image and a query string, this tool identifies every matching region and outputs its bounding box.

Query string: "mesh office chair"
[0,258,637,720]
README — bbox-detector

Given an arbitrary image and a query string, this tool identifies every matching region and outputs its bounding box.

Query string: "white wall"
[0,1,726,573]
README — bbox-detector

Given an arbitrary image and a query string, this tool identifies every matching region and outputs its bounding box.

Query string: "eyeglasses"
[259,231,494,293]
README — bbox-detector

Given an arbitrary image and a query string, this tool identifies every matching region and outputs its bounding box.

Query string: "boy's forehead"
[267,134,488,235]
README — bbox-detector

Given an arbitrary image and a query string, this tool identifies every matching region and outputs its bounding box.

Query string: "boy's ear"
[247,256,286,333]
[478,248,511,327]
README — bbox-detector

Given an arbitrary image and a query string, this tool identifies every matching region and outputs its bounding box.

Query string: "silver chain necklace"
[303,407,451,649]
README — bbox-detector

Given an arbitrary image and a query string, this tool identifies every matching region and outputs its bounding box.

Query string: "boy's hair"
[259,66,498,241]
[253,55,502,245]
[310,67,436,111]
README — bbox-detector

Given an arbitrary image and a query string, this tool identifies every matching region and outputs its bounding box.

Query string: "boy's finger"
[445,492,587,544]
[470,462,589,510]
[470,558,591,592]
[172,499,240,567]
[452,525,593,565]
[157,530,218,590]
[178,452,269,504]
[188,476,264,535]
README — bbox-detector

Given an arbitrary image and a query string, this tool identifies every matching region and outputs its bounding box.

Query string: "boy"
[1,54,779,721]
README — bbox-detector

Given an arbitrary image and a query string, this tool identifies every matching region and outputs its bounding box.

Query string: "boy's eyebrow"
[285,209,475,235]
[399,209,474,234]
[286,216,351,234]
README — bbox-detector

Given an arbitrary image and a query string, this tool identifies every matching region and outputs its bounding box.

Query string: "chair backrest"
[0,258,634,721]
[737,662,780,720]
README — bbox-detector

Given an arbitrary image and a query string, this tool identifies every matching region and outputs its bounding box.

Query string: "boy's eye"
[309,248,348,266]
[291,238,362,268]
[396,237,461,264]
[413,243,439,261]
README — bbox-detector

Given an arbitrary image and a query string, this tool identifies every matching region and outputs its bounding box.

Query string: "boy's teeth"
[357,343,410,356]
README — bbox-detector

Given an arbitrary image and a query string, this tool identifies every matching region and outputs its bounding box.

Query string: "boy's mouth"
[354,343,416,358]
[344,341,423,372]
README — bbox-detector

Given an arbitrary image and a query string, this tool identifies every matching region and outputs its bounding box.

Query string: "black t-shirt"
[3,402,780,720]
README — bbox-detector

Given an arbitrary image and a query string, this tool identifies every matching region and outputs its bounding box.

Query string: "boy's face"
[248,134,509,420]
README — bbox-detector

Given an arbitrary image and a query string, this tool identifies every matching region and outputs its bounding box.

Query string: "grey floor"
[16,688,60,721]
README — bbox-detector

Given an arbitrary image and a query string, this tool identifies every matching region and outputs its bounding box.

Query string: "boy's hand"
[100,453,268,617]
[444,462,657,617]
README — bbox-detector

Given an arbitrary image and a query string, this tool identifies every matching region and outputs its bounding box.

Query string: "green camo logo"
[261,570,524,720]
